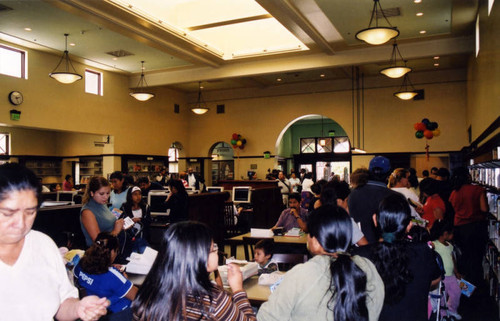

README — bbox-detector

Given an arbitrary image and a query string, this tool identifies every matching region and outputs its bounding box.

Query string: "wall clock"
[8,91,23,106]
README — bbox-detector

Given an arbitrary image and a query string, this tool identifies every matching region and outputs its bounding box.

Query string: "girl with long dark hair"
[120,186,151,251]
[165,179,189,223]
[75,233,138,321]
[258,205,384,321]
[354,193,441,321]
[132,221,255,321]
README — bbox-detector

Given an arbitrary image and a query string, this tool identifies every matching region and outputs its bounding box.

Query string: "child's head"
[127,186,143,206]
[430,219,454,241]
[254,239,274,266]
[79,232,120,274]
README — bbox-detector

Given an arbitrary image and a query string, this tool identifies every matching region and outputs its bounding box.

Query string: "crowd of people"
[0,157,490,320]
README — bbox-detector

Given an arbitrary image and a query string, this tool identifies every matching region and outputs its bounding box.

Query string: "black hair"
[437,168,450,179]
[65,174,72,181]
[304,172,313,179]
[109,171,123,180]
[79,232,119,274]
[422,170,429,177]
[308,205,368,321]
[419,178,439,196]
[431,167,439,174]
[0,163,42,205]
[372,193,413,305]
[408,168,419,188]
[137,176,150,184]
[450,167,471,191]
[430,219,454,241]
[288,192,301,203]
[255,239,274,258]
[123,186,147,210]
[167,179,188,197]
[132,221,215,321]
[311,179,327,195]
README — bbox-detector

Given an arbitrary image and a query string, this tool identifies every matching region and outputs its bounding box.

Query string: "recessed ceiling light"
[69,43,76,46]
[434,63,439,67]
[416,12,424,16]
[414,0,422,3]
[320,74,325,78]
[419,30,427,34]
[434,56,440,60]
[276,78,282,82]
[24,27,32,31]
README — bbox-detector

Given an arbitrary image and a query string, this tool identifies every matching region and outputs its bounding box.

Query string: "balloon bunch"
[230,133,247,149]
[414,118,441,140]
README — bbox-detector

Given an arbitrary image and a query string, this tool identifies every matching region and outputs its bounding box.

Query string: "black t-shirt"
[141,182,164,197]
[354,241,441,321]
[348,181,397,243]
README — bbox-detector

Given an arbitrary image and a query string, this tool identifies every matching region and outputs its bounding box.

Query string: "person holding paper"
[132,221,256,321]
[75,233,138,321]
[272,193,308,232]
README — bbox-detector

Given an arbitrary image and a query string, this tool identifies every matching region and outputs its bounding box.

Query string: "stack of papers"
[285,228,301,237]
[125,247,158,274]
[250,228,273,238]
[218,260,258,287]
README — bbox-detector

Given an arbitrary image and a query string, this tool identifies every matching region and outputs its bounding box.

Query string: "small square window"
[85,69,103,95]
[0,45,27,79]
[0,133,10,155]
[300,138,316,153]
[333,137,350,153]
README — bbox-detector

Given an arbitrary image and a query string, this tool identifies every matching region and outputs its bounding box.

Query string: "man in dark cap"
[348,156,397,243]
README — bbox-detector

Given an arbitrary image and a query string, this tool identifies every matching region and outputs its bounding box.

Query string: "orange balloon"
[432,129,441,137]
[424,130,434,139]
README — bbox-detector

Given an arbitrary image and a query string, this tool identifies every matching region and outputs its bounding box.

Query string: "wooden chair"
[272,253,308,271]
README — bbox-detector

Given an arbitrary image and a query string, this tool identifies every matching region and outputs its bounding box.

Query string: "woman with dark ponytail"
[354,193,441,321]
[258,205,384,321]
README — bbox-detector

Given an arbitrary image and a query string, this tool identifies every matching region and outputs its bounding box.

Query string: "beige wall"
[467,0,500,143]
[0,40,191,159]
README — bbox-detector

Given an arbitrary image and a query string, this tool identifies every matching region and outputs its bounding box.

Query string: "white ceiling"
[0,0,478,92]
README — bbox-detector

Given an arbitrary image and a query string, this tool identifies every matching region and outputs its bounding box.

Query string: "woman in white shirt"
[388,168,423,219]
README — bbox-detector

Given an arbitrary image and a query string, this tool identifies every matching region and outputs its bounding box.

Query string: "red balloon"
[423,130,434,139]
[239,145,244,149]
[232,133,238,140]
[414,122,426,131]
[232,144,237,149]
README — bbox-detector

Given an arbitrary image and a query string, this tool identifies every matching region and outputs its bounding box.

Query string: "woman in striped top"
[132,221,256,321]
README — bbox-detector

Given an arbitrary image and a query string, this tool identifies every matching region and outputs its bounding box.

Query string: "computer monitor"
[147,190,170,216]
[232,186,251,204]
[57,191,77,202]
[206,186,224,193]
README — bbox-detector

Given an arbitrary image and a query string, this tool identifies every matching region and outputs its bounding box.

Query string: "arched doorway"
[209,141,234,184]
[276,115,351,182]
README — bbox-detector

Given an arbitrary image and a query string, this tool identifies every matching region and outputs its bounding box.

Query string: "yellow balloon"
[236,140,242,146]
[432,129,441,137]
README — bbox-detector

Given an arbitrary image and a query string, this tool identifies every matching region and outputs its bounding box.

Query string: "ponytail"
[329,254,368,321]
[308,205,368,321]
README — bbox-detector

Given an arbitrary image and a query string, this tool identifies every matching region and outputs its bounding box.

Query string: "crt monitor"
[232,186,251,204]
[148,190,170,216]
[206,186,224,193]
[57,191,77,202]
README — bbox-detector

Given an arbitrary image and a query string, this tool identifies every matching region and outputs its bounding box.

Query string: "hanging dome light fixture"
[355,0,399,45]
[191,82,209,115]
[49,33,82,84]
[130,61,155,101]
[380,41,412,78]
[394,73,418,100]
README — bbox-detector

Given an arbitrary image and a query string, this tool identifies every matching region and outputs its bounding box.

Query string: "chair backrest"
[272,253,308,271]
[223,201,240,238]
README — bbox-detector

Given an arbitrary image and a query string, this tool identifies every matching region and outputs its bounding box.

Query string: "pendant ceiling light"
[49,33,82,84]
[130,61,155,101]
[191,82,209,115]
[355,0,399,45]
[380,41,412,78]
[394,74,418,100]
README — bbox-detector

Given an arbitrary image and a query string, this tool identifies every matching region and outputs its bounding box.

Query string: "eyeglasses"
[211,243,218,253]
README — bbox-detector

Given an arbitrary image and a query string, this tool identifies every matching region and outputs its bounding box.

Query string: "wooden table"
[225,232,308,258]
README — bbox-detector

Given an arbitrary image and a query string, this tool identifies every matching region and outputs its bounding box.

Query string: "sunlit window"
[300,138,316,153]
[0,45,27,79]
[168,146,180,173]
[333,137,350,153]
[317,138,332,153]
[475,14,480,57]
[488,0,495,16]
[0,133,10,155]
[85,69,103,95]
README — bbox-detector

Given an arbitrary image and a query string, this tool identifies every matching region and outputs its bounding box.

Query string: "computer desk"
[225,232,308,258]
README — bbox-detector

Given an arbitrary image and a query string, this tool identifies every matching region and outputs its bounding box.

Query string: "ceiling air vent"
[376,7,401,19]
[0,4,13,12]
[106,49,134,58]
